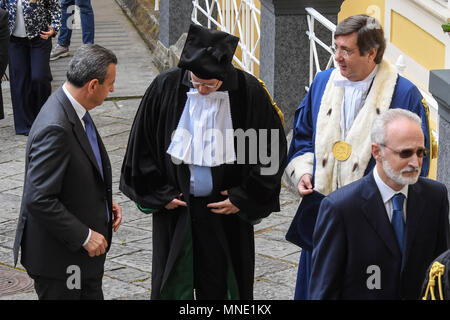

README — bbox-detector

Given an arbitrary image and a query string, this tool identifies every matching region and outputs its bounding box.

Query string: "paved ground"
[0,0,301,300]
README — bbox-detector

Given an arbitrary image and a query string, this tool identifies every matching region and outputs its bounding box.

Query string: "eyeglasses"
[331,46,358,58]
[380,144,429,159]
[190,79,220,89]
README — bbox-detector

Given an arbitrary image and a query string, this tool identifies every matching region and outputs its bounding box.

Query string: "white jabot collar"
[334,64,379,90]
[167,88,236,167]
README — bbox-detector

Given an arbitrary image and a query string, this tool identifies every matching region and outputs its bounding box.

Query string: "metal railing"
[306,8,408,88]
[305,7,336,90]
[191,0,260,75]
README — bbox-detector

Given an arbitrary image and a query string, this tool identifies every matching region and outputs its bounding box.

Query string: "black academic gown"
[120,67,287,299]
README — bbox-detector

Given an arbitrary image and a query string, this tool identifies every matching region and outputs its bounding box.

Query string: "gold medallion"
[332,141,351,161]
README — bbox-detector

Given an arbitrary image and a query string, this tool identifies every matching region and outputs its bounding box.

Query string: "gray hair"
[66,44,117,88]
[371,108,422,145]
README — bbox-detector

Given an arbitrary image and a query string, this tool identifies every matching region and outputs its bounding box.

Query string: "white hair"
[370,108,422,145]
[366,16,382,30]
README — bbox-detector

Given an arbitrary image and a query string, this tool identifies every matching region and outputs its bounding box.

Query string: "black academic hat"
[178,24,239,81]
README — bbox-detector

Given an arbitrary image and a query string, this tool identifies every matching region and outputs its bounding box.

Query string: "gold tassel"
[422,261,445,300]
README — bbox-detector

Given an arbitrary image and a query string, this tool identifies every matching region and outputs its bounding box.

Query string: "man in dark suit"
[309,108,450,300]
[0,8,9,119]
[13,44,122,300]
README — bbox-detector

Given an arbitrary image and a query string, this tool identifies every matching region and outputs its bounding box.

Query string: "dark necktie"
[391,193,406,254]
[82,111,103,179]
[83,111,109,222]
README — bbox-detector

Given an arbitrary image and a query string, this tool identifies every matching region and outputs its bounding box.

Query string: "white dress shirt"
[335,65,379,139]
[62,83,87,128]
[373,167,408,222]
[62,83,92,246]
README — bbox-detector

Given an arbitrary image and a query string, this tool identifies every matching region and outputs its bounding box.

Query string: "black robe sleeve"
[119,76,181,210]
[228,73,287,220]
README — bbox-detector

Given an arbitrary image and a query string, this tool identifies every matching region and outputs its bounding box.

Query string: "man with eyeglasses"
[309,109,449,299]
[284,14,433,300]
[120,24,287,300]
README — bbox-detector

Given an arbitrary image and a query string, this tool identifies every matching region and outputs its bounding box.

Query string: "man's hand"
[112,201,122,232]
[83,230,108,257]
[165,194,187,210]
[207,191,240,215]
[298,173,314,196]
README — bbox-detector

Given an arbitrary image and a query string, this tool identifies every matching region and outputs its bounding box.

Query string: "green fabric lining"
[160,222,194,300]
[136,202,241,299]
[226,261,240,300]
[136,202,159,214]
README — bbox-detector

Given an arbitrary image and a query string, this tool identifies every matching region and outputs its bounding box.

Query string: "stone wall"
[115,0,159,51]
[115,0,186,71]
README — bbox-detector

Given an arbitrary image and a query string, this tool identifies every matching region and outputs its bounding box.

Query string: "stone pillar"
[152,0,192,70]
[260,0,343,132]
[159,0,193,48]
[156,0,218,70]
[429,70,450,200]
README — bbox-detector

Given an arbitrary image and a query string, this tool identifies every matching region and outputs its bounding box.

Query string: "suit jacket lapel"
[361,173,402,258]
[55,87,104,179]
[403,181,426,264]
